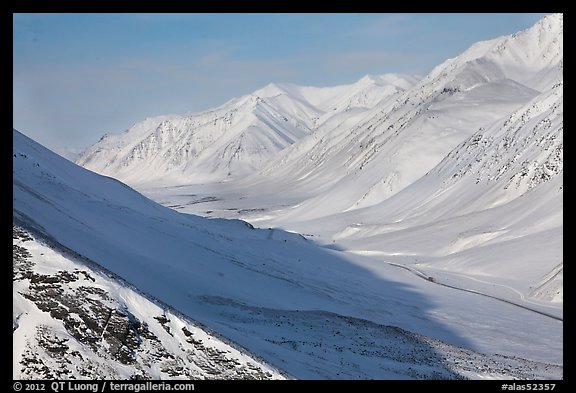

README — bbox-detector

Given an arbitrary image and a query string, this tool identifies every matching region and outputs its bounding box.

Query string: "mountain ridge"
[76,73,418,185]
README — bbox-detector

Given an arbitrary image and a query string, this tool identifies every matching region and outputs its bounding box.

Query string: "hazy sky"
[13,13,548,157]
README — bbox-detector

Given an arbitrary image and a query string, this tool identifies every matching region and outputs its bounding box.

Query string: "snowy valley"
[14,13,562,380]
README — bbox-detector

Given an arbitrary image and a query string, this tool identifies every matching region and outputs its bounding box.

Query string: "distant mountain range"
[76,73,418,184]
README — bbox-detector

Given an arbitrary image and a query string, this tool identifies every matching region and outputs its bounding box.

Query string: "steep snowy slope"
[331,80,563,305]
[13,129,562,379]
[76,74,416,185]
[13,226,283,380]
[240,14,562,218]
[425,12,562,92]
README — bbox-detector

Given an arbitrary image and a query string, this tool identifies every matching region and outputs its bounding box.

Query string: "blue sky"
[13,13,548,156]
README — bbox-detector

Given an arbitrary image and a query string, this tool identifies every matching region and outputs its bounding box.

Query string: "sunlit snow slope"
[13,129,562,379]
[243,13,562,217]
[322,81,563,308]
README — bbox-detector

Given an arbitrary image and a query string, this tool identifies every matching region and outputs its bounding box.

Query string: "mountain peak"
[358,74,381,85]
[357,73,417,89]
[252,82,290,99]
[536,13,563,31]
[424,13,562,92]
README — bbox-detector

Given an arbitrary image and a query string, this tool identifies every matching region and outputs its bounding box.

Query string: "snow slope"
[13,226,284,380]
[13,129,562,379]
[237,14,562,219]
[424,13,562,92]
[314,81,563,309]
[76,74,417,185]
[250,15,564,310]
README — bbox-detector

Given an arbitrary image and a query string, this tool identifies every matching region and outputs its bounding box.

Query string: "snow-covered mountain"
[73,12,563,309]
[241,13,562,218]
[237,13,563,308]
[76,14,562,206]
[425,12,562,93]
[320,80,563,306]
[13,129,562,379]
[76,73,417,185]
